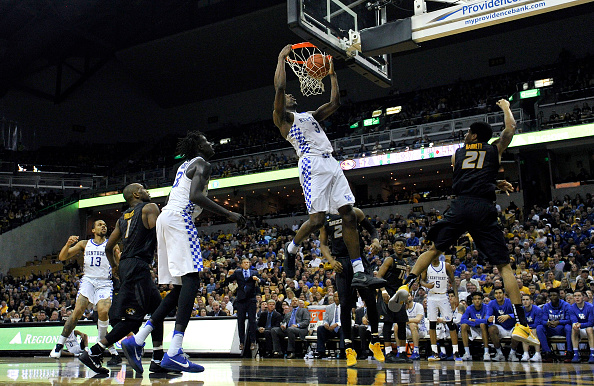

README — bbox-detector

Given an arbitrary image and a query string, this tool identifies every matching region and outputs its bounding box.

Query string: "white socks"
[58,335,67,345]
[351,258,364,273]
[431,344,438,354]
[167,331,184,357]
[98,320,109,342]
[287,241,299,254]
[135,320,154,345]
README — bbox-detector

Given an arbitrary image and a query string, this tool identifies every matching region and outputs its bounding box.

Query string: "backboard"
[287,0,392,88]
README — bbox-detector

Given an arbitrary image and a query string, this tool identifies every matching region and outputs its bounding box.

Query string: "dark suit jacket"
[207,310,226,317]
[224,268,265,303]
[281,307,311,329]
[257,310,283,329]
[354,307,367,326]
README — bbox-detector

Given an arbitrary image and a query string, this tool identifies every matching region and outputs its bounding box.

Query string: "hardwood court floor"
[0,356,593,385]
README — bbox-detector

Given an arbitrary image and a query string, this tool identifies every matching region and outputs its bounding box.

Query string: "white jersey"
[83,239,110,280]
[426,261,448,295]
[287,112,334,158]
[164,156,208,219]
[406,302,425,325]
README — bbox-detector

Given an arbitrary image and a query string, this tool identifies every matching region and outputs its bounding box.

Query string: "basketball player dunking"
[274,44,385,290]
[390,99,538,345]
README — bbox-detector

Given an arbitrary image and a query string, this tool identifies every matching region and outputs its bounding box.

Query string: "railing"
[0,172,95,190]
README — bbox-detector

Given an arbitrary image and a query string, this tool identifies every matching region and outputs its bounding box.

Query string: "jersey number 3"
[462,151,486,169]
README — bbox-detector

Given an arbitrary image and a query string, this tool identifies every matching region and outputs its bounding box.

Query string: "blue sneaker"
[454,353,463,362]
[121,336,144,374]
[589,354,594,364]
[409,352,420,360]
[572,354,581,363]
[439,352,447,361]
[160,349,205,373]
[428,354,440,361]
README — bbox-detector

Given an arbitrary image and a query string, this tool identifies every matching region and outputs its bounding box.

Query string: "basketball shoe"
[388,284,410,312]
[511,323,539,345]
[283,242,296,278]
[121,336,144,373]
[368,342,385,362]
[345,348,357,367]
[160,349,204,373]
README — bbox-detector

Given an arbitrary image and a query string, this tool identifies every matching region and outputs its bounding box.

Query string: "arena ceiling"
[0,0,591,108]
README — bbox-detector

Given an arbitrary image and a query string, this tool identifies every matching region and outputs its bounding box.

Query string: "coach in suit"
[315,292,344,358]
[271,298,311,358]
[224,258,266,351]
[257,299,283,357]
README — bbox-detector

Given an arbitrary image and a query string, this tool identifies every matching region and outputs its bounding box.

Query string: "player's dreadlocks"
[176,130,205,161]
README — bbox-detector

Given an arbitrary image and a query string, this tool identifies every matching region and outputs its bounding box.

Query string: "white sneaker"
[510,352,519,362]
[461,353,472,361]
[483,352,491,361]
[530,352,542,362]
[492,352,506,362]
[49,346,62,359]
[521,353,530,362]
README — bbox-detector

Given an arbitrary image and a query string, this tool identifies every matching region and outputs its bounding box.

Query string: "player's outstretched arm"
[377,256,393,279]
[493,99,516,157]
[273,44,293,135]
[319,226,343,273]
[312,58,340,122]
[58,236,86,261]
[105,224,121,277]
[188,158,246,228]
[446,262,458,299]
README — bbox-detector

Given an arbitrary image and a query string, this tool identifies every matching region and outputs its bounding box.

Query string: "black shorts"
[111,258,162,322]
[335,257,376,310]
[376,292,408,324]
[427,196,509,266]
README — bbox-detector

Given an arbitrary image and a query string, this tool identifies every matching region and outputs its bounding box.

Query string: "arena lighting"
[386,106,402,115]
[220,138,231,145]
[372,109,383,117]
[534,78,553,88]
[78,124,594,209]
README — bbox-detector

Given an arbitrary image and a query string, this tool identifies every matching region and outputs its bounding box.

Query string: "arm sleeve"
[582,307,594,329]
[460,307,475,327]
[538,305,548,326]
[486,303,494,324]
[559,303,571,325]
[569,307,578,325]
[474,307,488,325]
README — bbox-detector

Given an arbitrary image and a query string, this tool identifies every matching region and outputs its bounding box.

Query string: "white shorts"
[466,326,484,341]
[298,155,355,214]
[427,294,452,322]
[406,324,429,339]
[157,210,203,285]
[77,277,112,305]
[494,324,513,338]
[65,336,84,356]
[578,328,590,339]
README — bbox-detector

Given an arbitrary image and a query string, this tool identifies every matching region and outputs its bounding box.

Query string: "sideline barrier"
[0,317,241,355]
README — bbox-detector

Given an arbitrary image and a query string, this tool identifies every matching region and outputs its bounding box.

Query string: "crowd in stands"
[1,192,593,362]
[3,51,592,184]
[0,188,65,234]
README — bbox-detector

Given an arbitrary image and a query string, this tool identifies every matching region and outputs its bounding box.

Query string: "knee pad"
[447,321,457,331]
[429,321,437,330]
[397,323,406,340]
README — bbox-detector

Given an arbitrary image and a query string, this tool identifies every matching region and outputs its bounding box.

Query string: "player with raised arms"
[274,43,385,290]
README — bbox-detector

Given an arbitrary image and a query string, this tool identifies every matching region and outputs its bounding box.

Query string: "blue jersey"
[461,304,488,327]
[524,305,543,329]
[539,300,571,326]
[486,298,516,330]
[569,302,594,328]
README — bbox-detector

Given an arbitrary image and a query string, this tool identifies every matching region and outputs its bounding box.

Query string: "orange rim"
[291,42,317,49]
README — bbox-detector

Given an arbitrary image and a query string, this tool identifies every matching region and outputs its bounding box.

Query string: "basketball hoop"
[286,42,331,97]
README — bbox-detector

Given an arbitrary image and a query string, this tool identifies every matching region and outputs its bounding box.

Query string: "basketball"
[305,54,330,80]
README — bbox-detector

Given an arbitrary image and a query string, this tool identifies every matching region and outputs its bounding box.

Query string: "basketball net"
[286,42,329,97]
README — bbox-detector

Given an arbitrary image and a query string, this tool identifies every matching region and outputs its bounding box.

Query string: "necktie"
[334,305,340,332]
[266,312,272,329]
[244,270,249,279]
[289,309,296,326]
